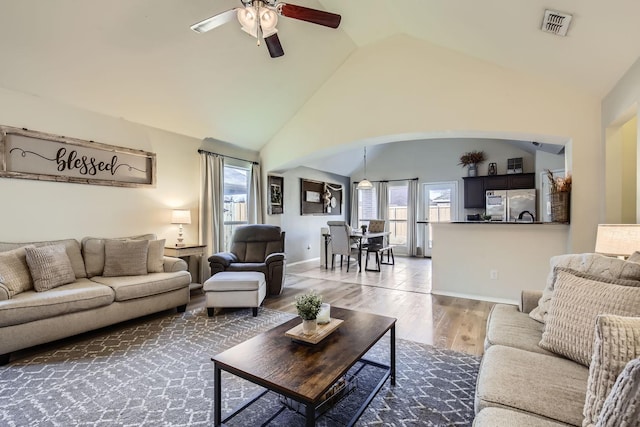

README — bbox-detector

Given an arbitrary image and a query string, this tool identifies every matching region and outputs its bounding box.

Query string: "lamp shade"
[171,209,192,225]
[238,6,258,38]
[357,179,373,190]
[594,224,640,257]
[259,8,278,37]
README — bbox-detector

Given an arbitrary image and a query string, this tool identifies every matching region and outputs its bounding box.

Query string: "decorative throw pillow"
[595,357,640,427]
[103,239,149,277]
[0,246,34,297]
[539,269,640,366]
[583,315,640,426]
[0,284,9,301]
[628,251,640,263]
[146,239,165,273]
[530,253,640,323]
[25,244,76,292]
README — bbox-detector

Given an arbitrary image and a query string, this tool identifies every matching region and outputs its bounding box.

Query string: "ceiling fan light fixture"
[259,8,279,37]
[357,146,373,190]
[238,6,259,38]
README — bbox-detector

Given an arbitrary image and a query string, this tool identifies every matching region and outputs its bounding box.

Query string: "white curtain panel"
[248,163,263,224]
[376,181,389,222]
[199,153,225,282]
[407,179,419,256]
[350,183,359,227]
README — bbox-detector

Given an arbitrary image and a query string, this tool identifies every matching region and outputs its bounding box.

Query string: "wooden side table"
[164,244,207,292]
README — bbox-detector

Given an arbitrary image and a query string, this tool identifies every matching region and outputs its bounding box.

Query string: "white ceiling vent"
[541,10,573,37]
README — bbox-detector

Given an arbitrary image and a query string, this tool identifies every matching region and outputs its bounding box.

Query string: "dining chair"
[364,219,394,272]
[366,219,386,248]
[327,221,360,272]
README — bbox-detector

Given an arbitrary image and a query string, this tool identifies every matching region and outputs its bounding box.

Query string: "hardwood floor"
[189,256,496,356]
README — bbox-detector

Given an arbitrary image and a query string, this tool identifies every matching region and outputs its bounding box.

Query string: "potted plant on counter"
[295,291,323,334]
[458,150,486,177]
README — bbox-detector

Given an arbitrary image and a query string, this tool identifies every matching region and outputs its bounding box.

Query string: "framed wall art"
[0,126,156,187]
[300,178,343,215]
[268,174,284,215]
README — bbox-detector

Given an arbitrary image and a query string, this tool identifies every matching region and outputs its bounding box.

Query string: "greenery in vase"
[295,291,323,320]
[458,150,487,167]
[545,169,572,193]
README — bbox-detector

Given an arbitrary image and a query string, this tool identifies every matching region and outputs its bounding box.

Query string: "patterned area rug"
[0,308,480,426]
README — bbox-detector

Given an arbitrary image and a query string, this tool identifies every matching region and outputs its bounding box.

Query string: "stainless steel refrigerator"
[485,189,536,222]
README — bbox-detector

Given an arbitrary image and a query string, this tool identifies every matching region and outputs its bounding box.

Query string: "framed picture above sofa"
[0,126,156,187]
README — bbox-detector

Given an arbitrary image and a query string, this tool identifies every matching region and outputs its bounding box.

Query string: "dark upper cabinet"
[463,173,536,208]
[508,173,536,189]
[484,175,509,190]
[463,177,486,208]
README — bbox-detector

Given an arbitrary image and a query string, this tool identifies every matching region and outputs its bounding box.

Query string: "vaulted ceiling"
[0,0,638,152]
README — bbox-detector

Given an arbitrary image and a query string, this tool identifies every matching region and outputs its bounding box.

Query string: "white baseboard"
[430,290,518,306]
[287,257,320,267]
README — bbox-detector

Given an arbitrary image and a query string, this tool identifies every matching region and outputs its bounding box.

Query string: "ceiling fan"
[190,0,341,58]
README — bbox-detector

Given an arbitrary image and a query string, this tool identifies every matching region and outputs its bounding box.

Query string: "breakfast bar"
[430,222,570,303]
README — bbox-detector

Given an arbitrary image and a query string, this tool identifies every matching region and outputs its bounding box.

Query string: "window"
[388,184,408,246]
[357,187,377,227]
[223,164,250,250]
[422,181,457,257]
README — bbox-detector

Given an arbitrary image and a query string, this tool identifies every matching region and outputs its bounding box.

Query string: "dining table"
[322,230,391,272]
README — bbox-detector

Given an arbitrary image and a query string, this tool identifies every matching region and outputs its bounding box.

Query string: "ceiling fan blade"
[191,9,238,33]
[264,33,285,58]
[278,3,341,28]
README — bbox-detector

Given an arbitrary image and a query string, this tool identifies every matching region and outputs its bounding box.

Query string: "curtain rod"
[356,177,419,183]
[197,148,259,165]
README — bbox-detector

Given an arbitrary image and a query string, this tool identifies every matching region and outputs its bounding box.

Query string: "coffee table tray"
[285,318,344,344]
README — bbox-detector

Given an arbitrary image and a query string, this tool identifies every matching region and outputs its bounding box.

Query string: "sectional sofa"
[474,252,640,426]
[0,234,191,365]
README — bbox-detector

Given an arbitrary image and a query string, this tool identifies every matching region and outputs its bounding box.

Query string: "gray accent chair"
[208,225,286,296]
[327,221,360,272]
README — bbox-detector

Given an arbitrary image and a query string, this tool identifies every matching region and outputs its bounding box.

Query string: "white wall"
[0,87,201,244]
[431,222,569,303]
[267,166,350,264]
[602,57,640,223]
[262,34,601,253]
[621,117,638,222]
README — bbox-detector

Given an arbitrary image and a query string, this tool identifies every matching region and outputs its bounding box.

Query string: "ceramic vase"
[302,319,317,335]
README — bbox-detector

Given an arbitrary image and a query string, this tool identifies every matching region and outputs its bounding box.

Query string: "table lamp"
[594,224,640,258]
[171,209,191,247]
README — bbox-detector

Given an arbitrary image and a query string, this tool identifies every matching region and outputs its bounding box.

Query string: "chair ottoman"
[203,271,267,317]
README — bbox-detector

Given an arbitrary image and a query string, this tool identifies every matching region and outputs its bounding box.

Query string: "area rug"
[0,308,480,426]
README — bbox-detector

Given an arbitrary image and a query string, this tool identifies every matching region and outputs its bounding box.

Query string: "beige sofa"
[0,234,191,365]
[474,291,589,426]
[474,252,640,426]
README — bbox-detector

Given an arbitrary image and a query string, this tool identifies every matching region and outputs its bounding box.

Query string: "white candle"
[317,303,330,324]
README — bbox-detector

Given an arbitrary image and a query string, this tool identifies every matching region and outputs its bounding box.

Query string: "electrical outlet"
[490,270,498,280]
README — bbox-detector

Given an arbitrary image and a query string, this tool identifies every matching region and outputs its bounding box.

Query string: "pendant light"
[357,146,373,190]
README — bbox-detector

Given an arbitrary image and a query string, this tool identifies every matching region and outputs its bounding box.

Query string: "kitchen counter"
[430,221,570,303]
[450,221,568,225]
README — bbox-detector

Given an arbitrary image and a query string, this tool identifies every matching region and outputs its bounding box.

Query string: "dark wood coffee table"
[212,307,396,426]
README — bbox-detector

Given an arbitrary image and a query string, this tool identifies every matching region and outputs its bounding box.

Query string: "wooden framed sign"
[0,126,156,187]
